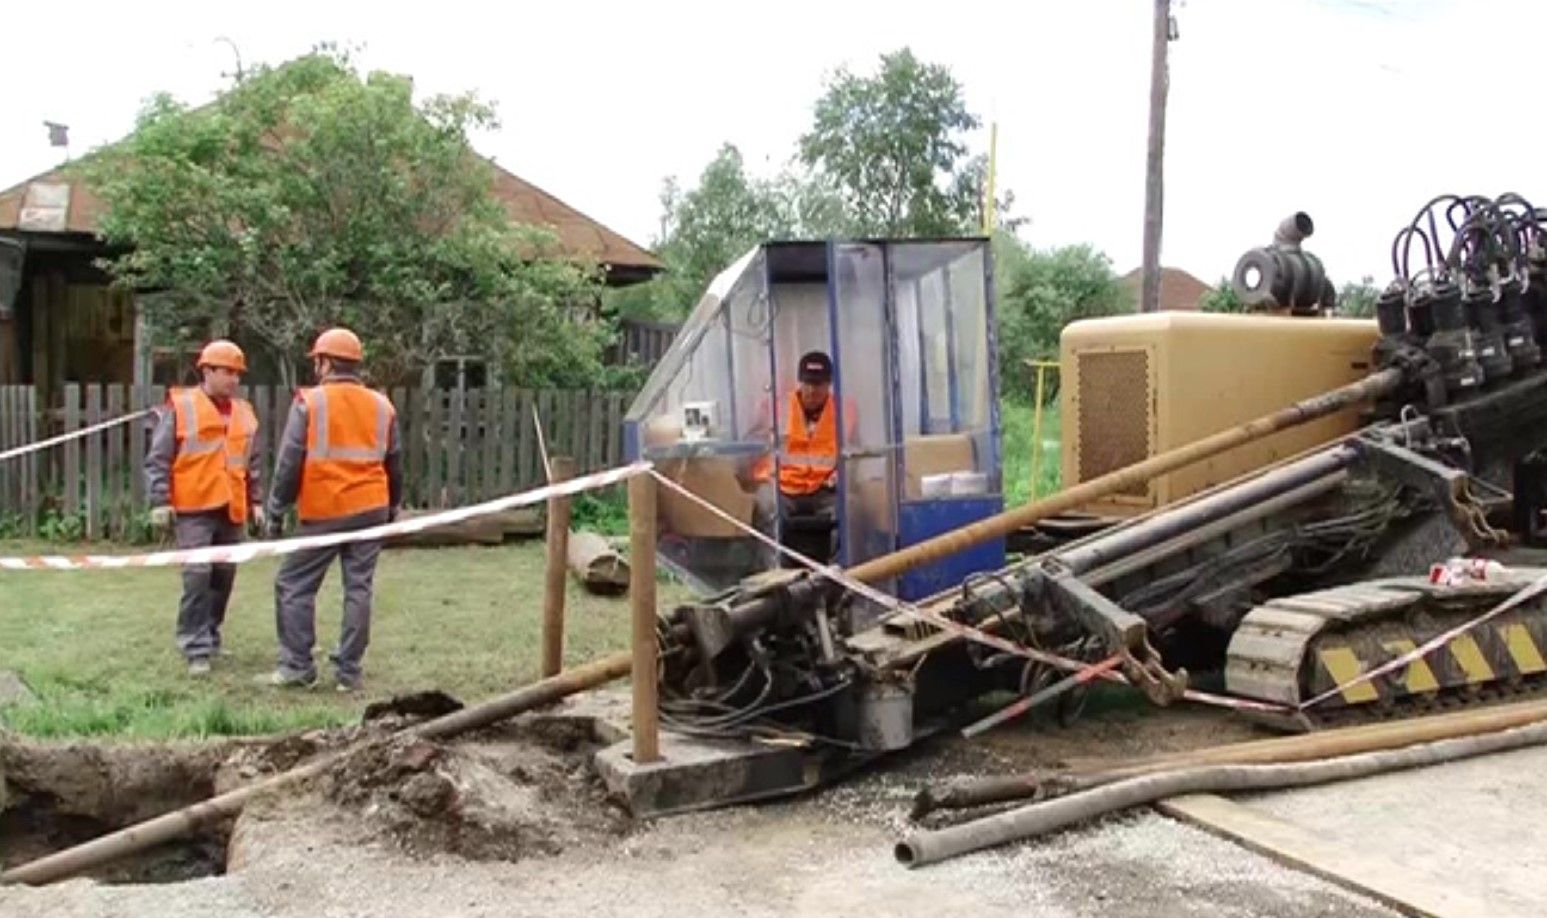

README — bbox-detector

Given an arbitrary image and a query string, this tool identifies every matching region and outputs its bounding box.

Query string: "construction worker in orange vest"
[144,339,264,677]
[745,351,857,564]
[260,327,402,691]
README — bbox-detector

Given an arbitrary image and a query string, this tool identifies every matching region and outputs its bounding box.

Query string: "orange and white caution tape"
[0,461,652,572]
[0,409,155,463]
[1299,565,1547,710]
[647,471,1291,716]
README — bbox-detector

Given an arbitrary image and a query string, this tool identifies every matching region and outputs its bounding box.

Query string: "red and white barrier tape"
[0,461,652,572]
[0,409,155,463]
[647,472,1291,716]
[1299,567,1547,710]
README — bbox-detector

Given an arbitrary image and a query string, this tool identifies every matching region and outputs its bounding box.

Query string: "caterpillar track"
[1225,567,1547,731]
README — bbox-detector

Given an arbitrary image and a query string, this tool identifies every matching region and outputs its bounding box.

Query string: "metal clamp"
[1036,560,1188,706]
[1357,429,1510,551]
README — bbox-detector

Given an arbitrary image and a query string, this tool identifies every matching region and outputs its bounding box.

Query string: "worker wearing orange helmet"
[144,339,264,677]
[260,327,402,692]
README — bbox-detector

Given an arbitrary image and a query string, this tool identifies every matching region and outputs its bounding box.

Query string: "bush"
[996,242,1132,399]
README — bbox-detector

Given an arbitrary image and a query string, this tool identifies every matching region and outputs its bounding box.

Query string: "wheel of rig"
[1057,682,1092,727]
[1018,661,1059,726]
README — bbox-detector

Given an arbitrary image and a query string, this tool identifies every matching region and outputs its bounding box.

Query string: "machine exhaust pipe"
[1273,212,1314,250]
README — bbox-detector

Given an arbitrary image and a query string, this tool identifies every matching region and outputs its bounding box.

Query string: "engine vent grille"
[1075,349,1152,497]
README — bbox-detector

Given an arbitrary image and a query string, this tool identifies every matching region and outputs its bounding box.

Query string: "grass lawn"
[1002,396,1062,508]
[0,539,684,741]
[0,396,1059,742]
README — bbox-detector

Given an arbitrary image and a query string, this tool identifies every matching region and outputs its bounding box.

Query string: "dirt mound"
[247,719,634,865]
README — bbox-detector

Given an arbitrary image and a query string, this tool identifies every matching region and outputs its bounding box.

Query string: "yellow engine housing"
[1058,311,1379,517]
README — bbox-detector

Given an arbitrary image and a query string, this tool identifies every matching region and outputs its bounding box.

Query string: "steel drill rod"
[913,697,1547,818]
[0,652,634,886]
[896,716,1547,868]
[848,369,1401,585]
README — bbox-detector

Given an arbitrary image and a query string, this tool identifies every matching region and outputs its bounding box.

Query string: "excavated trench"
[0,704,633,887]
[0,739,237,883]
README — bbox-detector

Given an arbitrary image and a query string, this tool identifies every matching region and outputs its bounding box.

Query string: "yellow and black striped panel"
[1307,608,1547,708]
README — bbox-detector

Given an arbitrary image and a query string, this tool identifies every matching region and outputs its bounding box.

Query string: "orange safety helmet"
[308,327,364,362]
[197,339,247,373]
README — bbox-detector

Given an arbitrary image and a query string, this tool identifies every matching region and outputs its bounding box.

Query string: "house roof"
[486,167,661,279]
[1118,266,1211,312]
[0,157,662,281]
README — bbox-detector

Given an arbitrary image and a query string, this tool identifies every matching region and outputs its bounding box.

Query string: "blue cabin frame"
[625,238,1004,602]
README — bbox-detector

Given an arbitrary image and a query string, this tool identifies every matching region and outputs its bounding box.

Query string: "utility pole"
[982,122,999,236]
[1140,0,1176,313]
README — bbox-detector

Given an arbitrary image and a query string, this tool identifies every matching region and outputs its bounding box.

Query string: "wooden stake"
[628,473,660,763]
[541,456,575,677]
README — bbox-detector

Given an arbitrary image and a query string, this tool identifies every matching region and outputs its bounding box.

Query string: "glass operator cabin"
[624,239,1004,601]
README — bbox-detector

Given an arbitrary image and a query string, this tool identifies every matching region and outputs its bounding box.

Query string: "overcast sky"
[2,0,1532,286]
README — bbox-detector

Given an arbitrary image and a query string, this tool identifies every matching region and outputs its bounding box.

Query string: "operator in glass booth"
[741,350,857,563]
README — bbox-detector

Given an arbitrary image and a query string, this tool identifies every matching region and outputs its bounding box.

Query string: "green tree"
[609,144,852,322]
[1337,275,1382,318]
[80,49,605,388]
[799,48,984,237]
[996,241,1132,397]
[610,145,798,321]
[1199,276,1248,314]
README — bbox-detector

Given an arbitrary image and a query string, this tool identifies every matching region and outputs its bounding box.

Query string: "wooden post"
[541,456,576,678]
[628,472,660,763]
[1140,0,1173,313]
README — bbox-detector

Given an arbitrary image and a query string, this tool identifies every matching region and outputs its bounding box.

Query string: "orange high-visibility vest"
[298,382,394,522]
[169,387,257,524]
[753,390,842,496]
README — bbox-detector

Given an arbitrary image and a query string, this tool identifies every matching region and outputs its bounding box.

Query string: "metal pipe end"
[894,839,923,867]
[1274,212,1314,248]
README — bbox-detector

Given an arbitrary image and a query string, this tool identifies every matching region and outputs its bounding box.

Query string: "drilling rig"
[602,201,1547,815]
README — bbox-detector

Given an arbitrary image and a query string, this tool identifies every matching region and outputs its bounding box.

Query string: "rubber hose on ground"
[895,718,1547,868]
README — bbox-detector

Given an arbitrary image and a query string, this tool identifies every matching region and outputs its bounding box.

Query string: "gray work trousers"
[752,484,837,567]
[174,511,244,662]
[273,507,390,683]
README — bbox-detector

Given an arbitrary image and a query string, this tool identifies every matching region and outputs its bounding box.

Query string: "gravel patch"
[0,704,1404,917]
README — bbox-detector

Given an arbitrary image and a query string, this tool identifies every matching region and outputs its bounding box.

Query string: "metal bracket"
[1357,429,1511,551]
[1036,560,1188,706]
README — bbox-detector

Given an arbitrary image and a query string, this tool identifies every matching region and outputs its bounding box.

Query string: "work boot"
[187,659,212,678]
[255,669,317,690]
[335,679,361,695]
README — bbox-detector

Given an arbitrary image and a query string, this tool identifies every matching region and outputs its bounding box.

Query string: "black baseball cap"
[798,351,833,384]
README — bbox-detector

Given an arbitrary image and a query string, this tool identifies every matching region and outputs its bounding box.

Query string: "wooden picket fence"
[0,384,635,540]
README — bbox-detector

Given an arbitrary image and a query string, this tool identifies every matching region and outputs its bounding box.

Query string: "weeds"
[571,489,629,536]
[1002,396,1061,507]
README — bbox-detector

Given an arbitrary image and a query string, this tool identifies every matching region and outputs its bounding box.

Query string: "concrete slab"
[1158,793,1498,918]
[1246,744,1547,918]
[595,732,827,817]
[525,687,633,745]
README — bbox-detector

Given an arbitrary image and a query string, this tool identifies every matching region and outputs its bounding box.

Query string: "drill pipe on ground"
[895,715,1547,868]
[0,652,634,887]
[913,698,1547,817]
